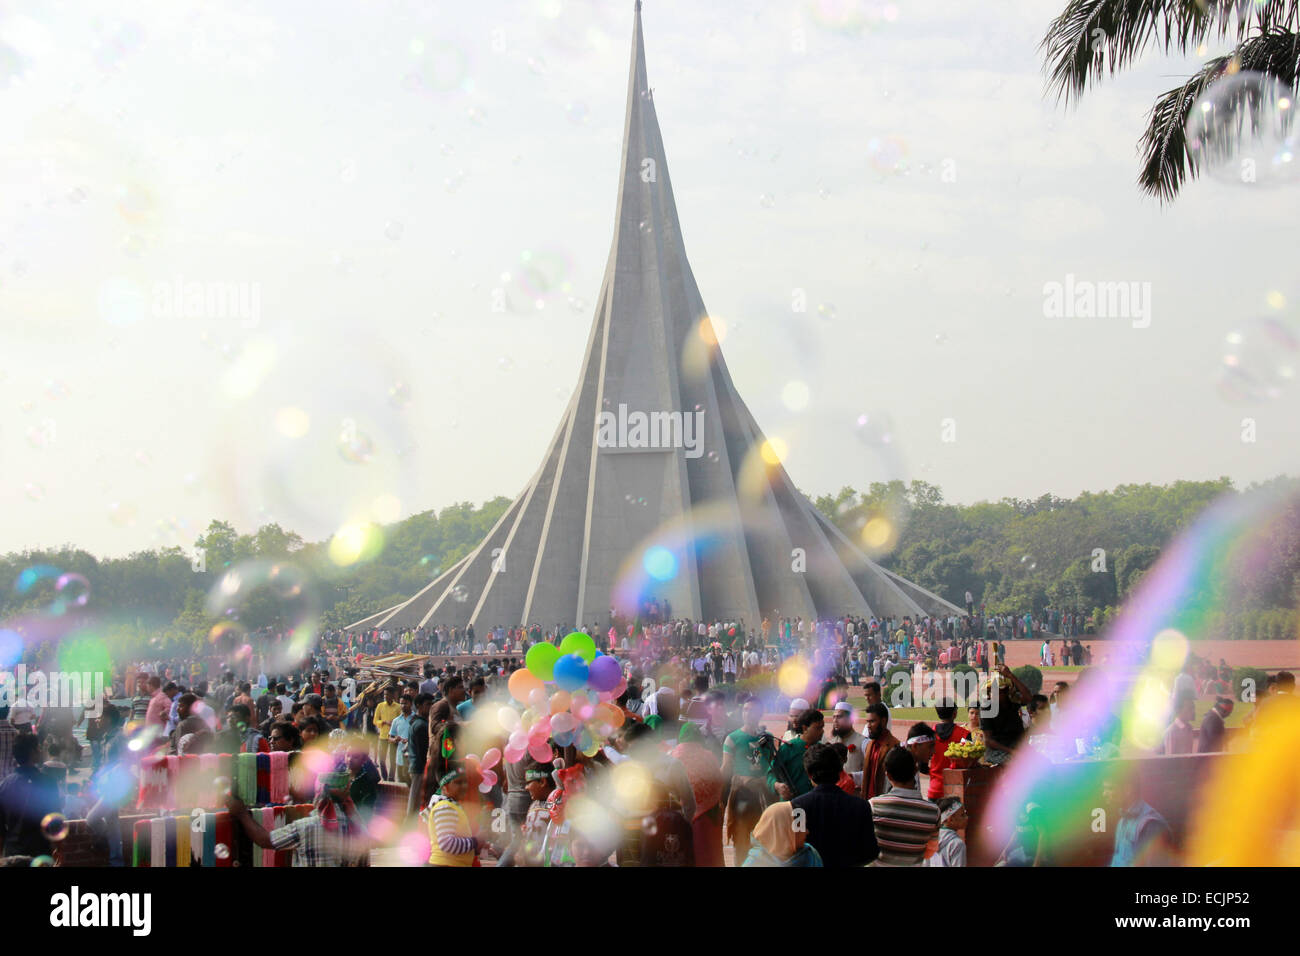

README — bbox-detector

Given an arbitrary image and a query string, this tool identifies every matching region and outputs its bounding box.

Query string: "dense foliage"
[812,476,1300,638]
[4,475,1299,657]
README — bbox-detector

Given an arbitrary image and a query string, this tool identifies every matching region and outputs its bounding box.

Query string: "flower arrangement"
[944,738,985,769]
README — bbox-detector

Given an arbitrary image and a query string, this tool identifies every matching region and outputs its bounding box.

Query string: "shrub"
[1012,664,1043,696]
[950,663,979,704]
[1231,667,1269,703]
[883,663,915,708]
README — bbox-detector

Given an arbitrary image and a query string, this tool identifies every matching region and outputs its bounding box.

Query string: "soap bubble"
[206,560,319,670]
[0,630,21,668]
[516,248,573,302]
[212,341,417,538]
[41,812,69,842]
[337,425,375,464]
[388,382,412,408]
[1185,70,1299,188]
[108,502,138,527]
[409,40,469,93]
[51,573,90,612]
[97,277,149,327]
[850,411,910,556]
[1217,315,1299,402]
[867,135,908,173]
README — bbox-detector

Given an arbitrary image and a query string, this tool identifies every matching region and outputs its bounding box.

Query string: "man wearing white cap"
[830,702,866,775]
[781,697,810,743]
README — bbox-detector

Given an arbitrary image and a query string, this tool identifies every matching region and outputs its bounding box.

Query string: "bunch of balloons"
[465,748,501,794]
[501,632,628,763]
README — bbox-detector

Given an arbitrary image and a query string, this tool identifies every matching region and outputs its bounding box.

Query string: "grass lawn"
[840,699,936,723]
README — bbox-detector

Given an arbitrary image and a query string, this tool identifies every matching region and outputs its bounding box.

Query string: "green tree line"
[813,475,1300,638]
[4,476,1298,658]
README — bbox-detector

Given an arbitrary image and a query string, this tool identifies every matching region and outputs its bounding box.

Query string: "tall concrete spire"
[349,5,960,633]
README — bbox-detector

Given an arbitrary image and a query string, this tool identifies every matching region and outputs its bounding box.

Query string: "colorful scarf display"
[131,805,313,867]
[136,751,295,811]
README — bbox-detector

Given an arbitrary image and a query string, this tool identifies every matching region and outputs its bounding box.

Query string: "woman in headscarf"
[672,722,724,866]
[741,801,823,867]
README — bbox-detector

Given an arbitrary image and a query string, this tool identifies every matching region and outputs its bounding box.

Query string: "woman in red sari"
[672,723,724,866]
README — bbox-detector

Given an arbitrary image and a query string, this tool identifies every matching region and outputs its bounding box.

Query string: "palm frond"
[1139,28,1300,200]
[1042,0,1299,104]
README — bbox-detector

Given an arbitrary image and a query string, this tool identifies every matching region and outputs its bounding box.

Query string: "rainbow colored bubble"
[983,484,1300,857]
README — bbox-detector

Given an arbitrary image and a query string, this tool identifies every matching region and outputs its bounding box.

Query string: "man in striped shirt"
[868,747,939,866]
[129,675,152,724]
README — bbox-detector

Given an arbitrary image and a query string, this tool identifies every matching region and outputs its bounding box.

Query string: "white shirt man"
[829,702,866,776]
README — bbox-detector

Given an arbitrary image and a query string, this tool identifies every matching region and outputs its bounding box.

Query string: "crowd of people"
[0,608,1290,868]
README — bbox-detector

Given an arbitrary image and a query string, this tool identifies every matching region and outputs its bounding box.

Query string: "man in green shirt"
[770,709,824,800]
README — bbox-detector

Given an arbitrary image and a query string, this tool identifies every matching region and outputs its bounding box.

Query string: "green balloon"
[526,642,561,681]
[558,631,597,663]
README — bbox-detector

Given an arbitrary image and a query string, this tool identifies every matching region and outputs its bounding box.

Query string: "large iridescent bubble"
[1216,313,1299,403]
[211,336,418,541]
[1184,70,1299,188]
[205,559,319,672]
[982,483,1300,861]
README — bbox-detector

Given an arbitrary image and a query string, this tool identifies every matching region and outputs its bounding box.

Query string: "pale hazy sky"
[2,0,1297,558]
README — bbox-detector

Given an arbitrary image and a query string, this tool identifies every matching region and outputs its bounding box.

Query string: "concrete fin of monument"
[349,5,963,633]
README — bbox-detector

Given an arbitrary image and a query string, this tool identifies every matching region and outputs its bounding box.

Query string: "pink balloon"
[482,747,501,770]
[551,712,577,734]
[528,739,553,763]
[478,769,498,793]
[504,745,526,764]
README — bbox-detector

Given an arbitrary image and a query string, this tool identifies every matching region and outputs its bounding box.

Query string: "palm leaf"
[1139,28,1300,198]
[1043,0,1298,104]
